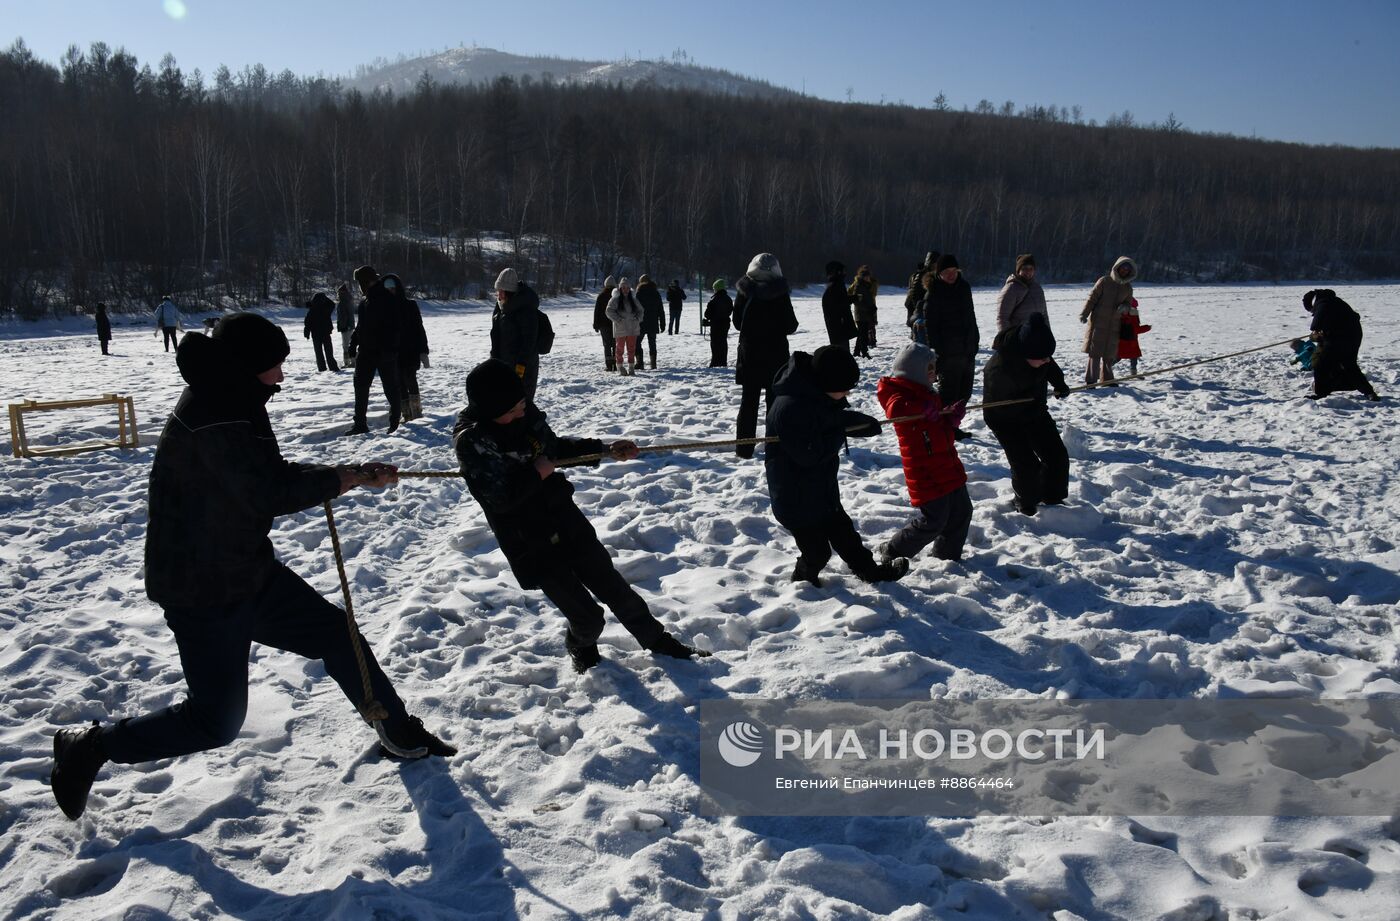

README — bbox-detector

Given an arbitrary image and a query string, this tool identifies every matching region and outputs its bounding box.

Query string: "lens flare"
[163,0,188,20]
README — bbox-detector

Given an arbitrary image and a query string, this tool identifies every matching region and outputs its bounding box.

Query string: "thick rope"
[393,335,1305,472]
[323,500,390,724]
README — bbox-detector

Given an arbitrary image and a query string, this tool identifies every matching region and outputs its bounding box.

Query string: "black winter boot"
[376,716,456,759]
[52,722,108,820]
[569,642,603,673]
[345,422,370,436]
[791,559,823,588]
[646,633,712,661]
[857,558,909,583]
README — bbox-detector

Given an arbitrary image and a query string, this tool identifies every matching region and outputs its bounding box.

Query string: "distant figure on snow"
[983,312,1071,516]
[1117,297,1151,376]
[921,254,979,439]
[387,274,428,421]
[905,251,939,345]
[732,253,799,459]
[606,277,645,376]
[1302,289,1380,401]
[705,278,734,368]
[635,274,665,369]
[666,279,686,335]
[303,291,340,372]
[490,267,543,400]
[1080,256,1136,385]
[155,295,180,353]
[346,264,402,435]
[821,260,857,352]
[848,265,879,358]
[336,283,356,368]
[95,303,112,355]
[452,359,711,673]
[594,275,617,372]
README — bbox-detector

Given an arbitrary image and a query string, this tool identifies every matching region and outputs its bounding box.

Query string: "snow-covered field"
[2,283,1397,920]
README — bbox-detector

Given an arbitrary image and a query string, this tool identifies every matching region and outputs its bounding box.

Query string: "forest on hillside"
[3,39,1399,316]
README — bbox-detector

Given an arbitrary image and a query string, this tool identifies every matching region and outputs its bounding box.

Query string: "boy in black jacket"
[765,346,909,587]
[453,359,710,672]
[982,312,1072,516]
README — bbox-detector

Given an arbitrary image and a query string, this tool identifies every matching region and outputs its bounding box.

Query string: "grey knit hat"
[890,342,936,388]
[494,267,519,293]
[603,275,616,288]
[746,252,783,281]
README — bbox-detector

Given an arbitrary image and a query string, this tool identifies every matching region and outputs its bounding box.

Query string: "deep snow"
[1,283,1398,920]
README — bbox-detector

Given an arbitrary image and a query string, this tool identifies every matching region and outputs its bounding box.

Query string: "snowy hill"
[2,285,1398,918]
[345,45,797,99]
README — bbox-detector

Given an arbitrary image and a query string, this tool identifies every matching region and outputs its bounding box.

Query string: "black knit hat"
[1016,253,1036,272]
[1018,312,1056,360]
[212,313,290,375]
[811,346,860,392]
[825,260,845,277]
[935,254,960,274]
[1302,290,1317,312]
[465,359,526,421]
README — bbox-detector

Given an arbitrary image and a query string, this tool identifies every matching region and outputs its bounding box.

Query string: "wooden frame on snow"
[8,394,140,458]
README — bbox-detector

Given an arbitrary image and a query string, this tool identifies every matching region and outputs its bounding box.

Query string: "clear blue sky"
[6,0,1399,148]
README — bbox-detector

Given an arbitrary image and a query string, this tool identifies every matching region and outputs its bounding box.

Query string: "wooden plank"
[23,440,123,458]
[12,396,127,413]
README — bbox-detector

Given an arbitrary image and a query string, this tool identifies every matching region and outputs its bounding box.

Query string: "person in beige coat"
[1079,255,1136,384]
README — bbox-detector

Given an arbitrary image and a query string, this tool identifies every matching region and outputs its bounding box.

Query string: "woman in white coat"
[606,278,645,375]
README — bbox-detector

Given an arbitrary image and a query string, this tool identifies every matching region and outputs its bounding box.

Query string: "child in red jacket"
[1117,297,1152,375]
[875,342,973,563]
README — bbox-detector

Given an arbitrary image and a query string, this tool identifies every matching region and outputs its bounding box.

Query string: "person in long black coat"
[49,314,453,821]
[666,280,686,335]
[452,359,709,673]
[636,275,665,369]
[922,254,979,435]
[732,253,799,459]
[704,279,734,367]
[95,303,112,355]
[905,251,938,343]
[982,312,1072,516]
[765,347,907,586]
[347,265,402,435]
[303,292,340,372]
[594,276,617,371]
[821,261,857,351]
[386,274,428,420]
[1303,289,1380,401]
[490,267,541,399]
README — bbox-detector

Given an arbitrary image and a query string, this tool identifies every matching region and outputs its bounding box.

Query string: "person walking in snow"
[594,276,617,372]
[732,253,799,459]
[1117,297,1151,376]
[876,342,973,564]
[303,291,340,372]
[155,295,180,353]
[848,265,879,358]
[705,278,734,368]
[346,264,403,435]
[666,279,686,335]
[388,274,429,421]
[606,277,645,375]
[635,274,665,369]
[821,260,858,351]
[905,251,938,345]
[490,267,543,400]
[1080,256,1136,385]
[95,303,112,356]
[452,359,711,673]
[765,346,908,587]
[982,312,1072,516]
[921,254,979,438]
[336,283,356,368]
[48,313,455,822]
[1303,289,1381,401]
[996,254,1048,334]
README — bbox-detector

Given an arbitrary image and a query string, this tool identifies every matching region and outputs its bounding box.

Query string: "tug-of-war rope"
[324,334,1303,707]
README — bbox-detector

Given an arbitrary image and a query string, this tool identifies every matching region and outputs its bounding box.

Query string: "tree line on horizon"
[3,39,1398,317]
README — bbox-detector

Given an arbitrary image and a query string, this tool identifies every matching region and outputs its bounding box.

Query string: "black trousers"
[100,339,110,355]
[853,321,874,358]
[985,409,1070,508]
[668,309,683,334]
[735,382,774,459]
[937,353,977,405]
[884,485,973,561]
[101,563,411,764]
[641,331,658,367]
[599,330,616,369]
[162,326,178,351]
[1313,337,1377,397]
[789,510,876,576]
[312,331,340,371]
[353,351,402,427]
[709,323,730,367]
[534,527,667,652]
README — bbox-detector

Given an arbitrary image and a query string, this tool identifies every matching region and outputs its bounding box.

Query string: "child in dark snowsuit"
[982,312,1072,516]
[452,359,710,673]
[765,346,908,587]
[95,303,112,355]
[876,343,973,563]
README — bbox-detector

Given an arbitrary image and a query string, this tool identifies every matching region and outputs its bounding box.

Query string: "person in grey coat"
[605,278,645,375]
[1079,256,1136,385]
[996,254,1049,333]
[155,295,180,353]
[336,283,356,368]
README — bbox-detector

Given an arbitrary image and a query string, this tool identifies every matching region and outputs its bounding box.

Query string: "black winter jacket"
[981,325,1069,425]
[733,276,799,387]
[96,312,112,340]
[145,333,340,608]
[637,282,666,334]
[922,275,979,359]
[667,285,686,311]
[594,287,615,333]
[705,290,734,327]
[304,293,336,337]
[355,281,401,354]
[452,405,603,589]
[490,284,541,372]
[764,352,875,529]
[1308,289,1363,351]
[822,277,857,341]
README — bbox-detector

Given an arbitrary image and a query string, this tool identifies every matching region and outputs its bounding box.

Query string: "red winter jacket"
[876,376,968,506]
[1117,309,1152,360]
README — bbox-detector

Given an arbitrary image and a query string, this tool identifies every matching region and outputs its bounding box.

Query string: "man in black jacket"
[922,254,979,438]
[905,251,938,344]
[1303,289,1380,401]
[594,275,617,372]
[982,312,1072,516]
[704,279,734,367]
[666,280,686,335]
[765,346,908,587]
[50,314,453,821]
[303,291,340,372]
[821,261,857,350]
[452,360,710,673]
[733,253,800,459]
[636,275,665,369]
[490,267,542,398]
[347,264,402,435]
